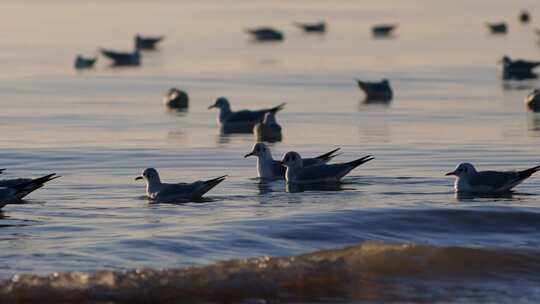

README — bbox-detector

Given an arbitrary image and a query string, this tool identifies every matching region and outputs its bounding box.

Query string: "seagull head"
[280,151,303,168]
[208,97,230,110]
[262,112,278,125]
[244,142,272,159]
[445,163,477,177]
[135,168,161,184]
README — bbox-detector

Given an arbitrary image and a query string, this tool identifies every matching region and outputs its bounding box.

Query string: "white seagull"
[244,143,341,179]
[445,163,540,193]
[135,168,227,203]
[280,151,374,184]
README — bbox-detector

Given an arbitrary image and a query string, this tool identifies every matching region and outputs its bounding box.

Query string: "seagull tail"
[269,103,286,114]
[518,165,540,180]
[197,175,228,197]
[0,169,5,174]
[315,148,342,163]
[11,173,61,200]
[346,155,375,169]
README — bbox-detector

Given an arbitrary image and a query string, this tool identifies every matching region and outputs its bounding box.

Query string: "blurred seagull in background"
[74,55,97,70]
[135,168,226,203]
[372,24,397,37]
[280,152,374,184]
[163,88,189,110]
[487,22,507,34]
[100,48,141,66]
[254,112,282,142]
[135,34,164,50]
[446,163,540,193]
[500,56,540,80]
[356,79,393,101]
[525,89,540,112]
[208,97,285,129]
[244,143,341,180]
[245,27,284,41]
[294,21,326,33]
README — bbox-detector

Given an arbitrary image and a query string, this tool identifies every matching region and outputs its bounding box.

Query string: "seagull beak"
[135,176,143,180]
[244,152,254,158]
[208,104,216,109]
[445,171,456,176]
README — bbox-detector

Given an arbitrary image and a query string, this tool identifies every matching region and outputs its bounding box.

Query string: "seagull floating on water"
[356,79,393,101]
[135,34,164,50]
[446,163,540,194]
[487,22,507,34]
[280,152,374,184]
[520,11,530,24]
[74,55,97,70]
[208,97,285,130]
[244,143,341,180]
[100,48,141,66]
[0,173,60,206]
[294,21,326,33]
[372,24,397,37]
[254,112,282,142]
[245,27,284,41]
[163,88,189,110]
[525,89,540,112]
[135,168,226,203]
[500,56,540,80]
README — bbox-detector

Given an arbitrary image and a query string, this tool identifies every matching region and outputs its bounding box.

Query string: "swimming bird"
[208,97,285,129]
[135,168,226,202]
[245,27,284,41]
[372,24,397,37]
[356,79,393,101]
[294,21,326,33]
[500,56,540,80]
[0,173,60,204]
[244,143,341,180]
[254,112,282,142]
[487,22,507,34]
[163,88,189,110]
[445,163,540,193]
[525,89,540,112]
[280,151,374,184]
[520,11,530,24]
[100,48,141,66]
[135,34,164,50]
[74,55,97,69]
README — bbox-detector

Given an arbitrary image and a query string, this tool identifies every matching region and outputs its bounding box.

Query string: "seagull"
[244,143,341,180]
[280,151,374,184]
[208,97,285,129]
[0,169,4,174]
[294,21,326,33]
[74,55,97,69]
[0,173,60,205]
[135,34,164,50]
[356,79,393,101]
[100,48,141,66]
[500,56,540,80]
[163,88,189,109]
[487,22,507,34]
[445,163,540,193]
[254,112,282,142]
[245,27,284,41]
[135,168,227,202]
[372,24,397,37]
[525,89,540,112]
[520,11,530,24]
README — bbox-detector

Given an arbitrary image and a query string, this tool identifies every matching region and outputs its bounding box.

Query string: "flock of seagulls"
[4,10,540,209]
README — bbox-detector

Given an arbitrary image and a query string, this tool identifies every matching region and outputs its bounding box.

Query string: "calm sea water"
[1,0,540,302]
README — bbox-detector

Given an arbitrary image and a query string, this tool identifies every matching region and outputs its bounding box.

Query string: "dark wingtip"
[519,165,540,179]
[347,155,375,168]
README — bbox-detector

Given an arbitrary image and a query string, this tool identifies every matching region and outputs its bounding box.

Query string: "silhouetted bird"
[500,56,540,80]
[0,173,60,205]
[294,21,326,33]
[74,55,97,70]
[356,79,393,101]
[208,97,285,130]
[100,48,141,66]
[163,88,189,110]
[525,89,540,112]
[520,11,530,24]
[487,22,507,34]
[254,112,282,142]
[245,27,284,41]
[135,34,164,50]
[372,24,397,37]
